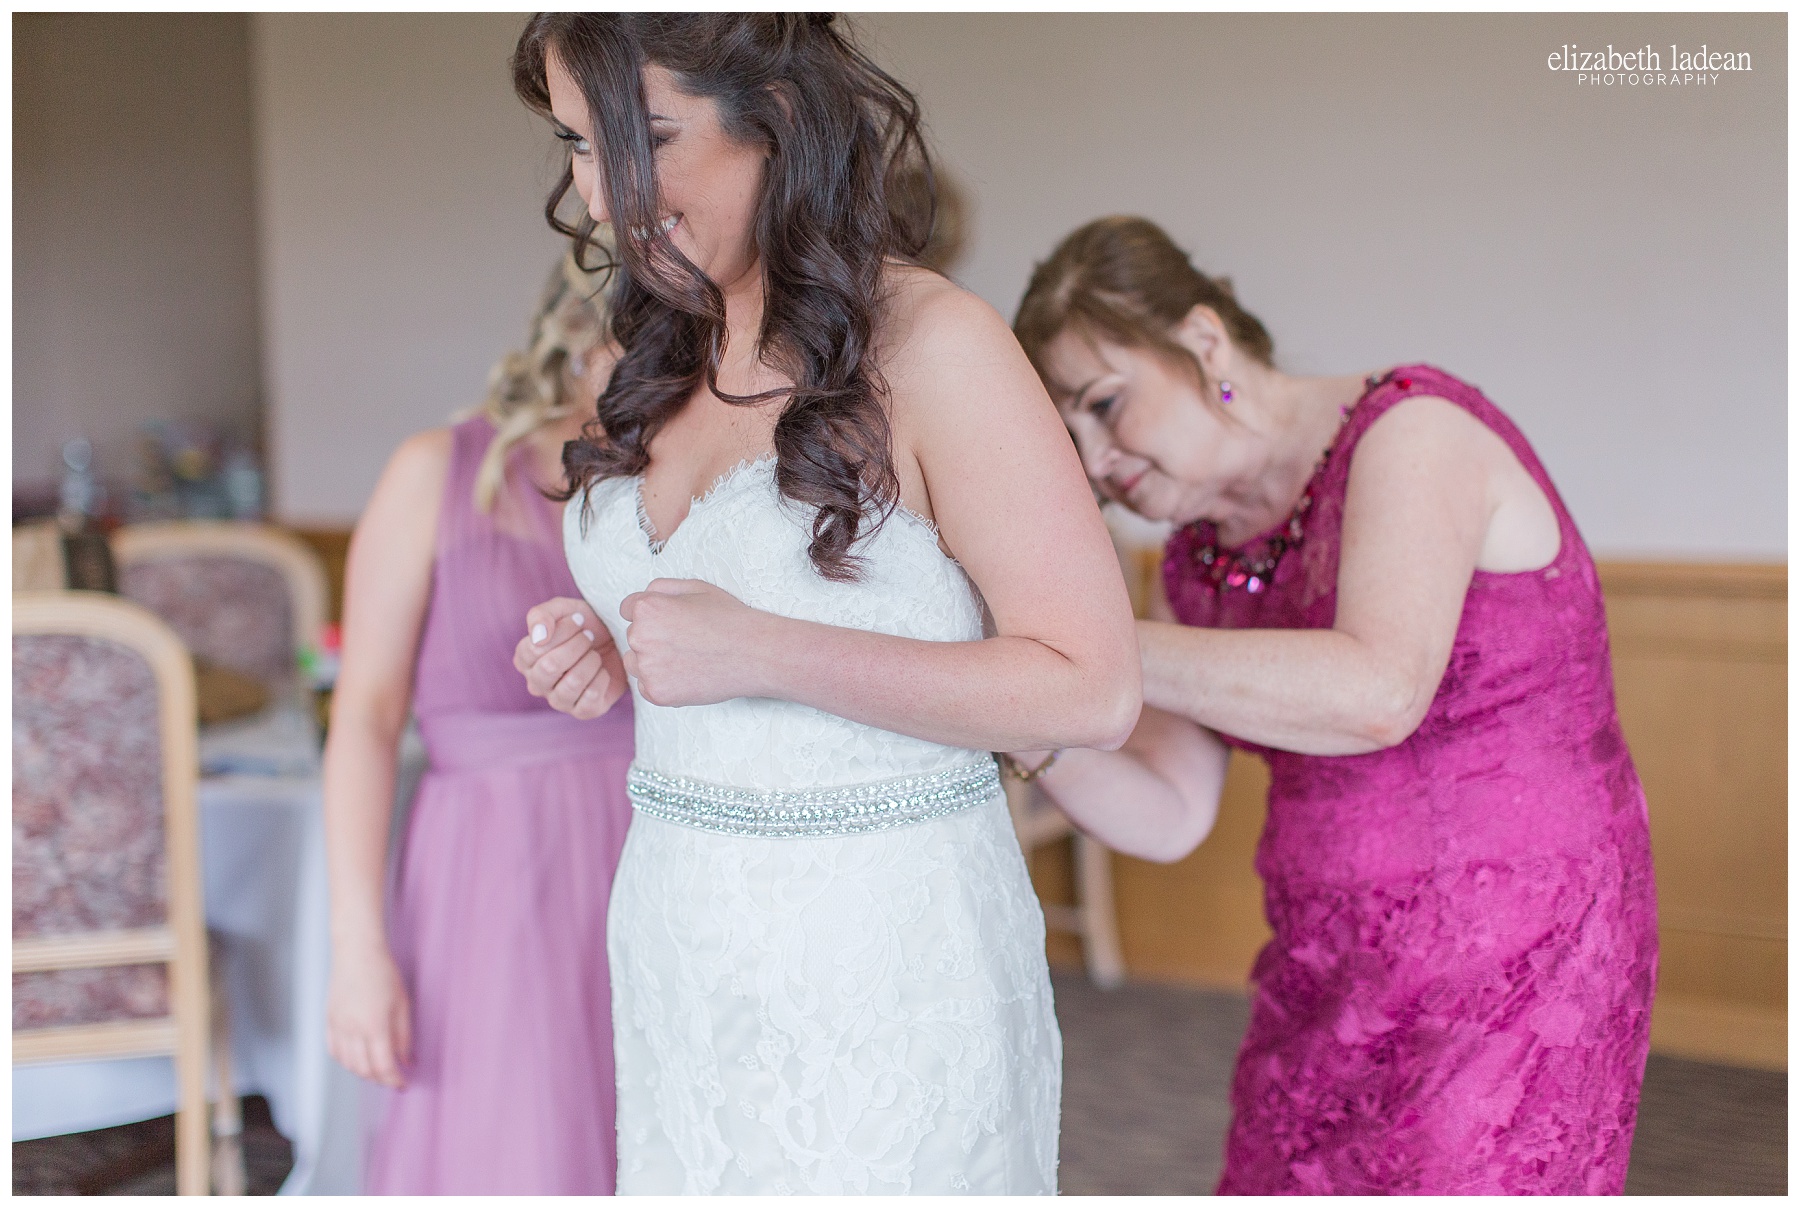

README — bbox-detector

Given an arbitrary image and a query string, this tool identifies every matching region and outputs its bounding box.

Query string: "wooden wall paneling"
[1600,562,1786,1071]
[285,526,352,625]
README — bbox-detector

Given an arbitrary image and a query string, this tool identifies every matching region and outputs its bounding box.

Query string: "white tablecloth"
[13,705,428,1196]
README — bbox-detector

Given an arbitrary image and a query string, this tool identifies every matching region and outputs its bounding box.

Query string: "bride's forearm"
[1139,620,1426,755]
[750,612,1139,754]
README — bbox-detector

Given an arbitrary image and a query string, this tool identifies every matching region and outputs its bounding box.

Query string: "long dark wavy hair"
[512,13,936,580]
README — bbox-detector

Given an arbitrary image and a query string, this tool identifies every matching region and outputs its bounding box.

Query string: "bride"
[508,14,1139,1195]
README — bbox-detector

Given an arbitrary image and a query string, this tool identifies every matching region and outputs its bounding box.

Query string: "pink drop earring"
[1219,380,1235,404]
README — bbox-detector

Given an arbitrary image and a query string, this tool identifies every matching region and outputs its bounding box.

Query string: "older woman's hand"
[514,596,626,719]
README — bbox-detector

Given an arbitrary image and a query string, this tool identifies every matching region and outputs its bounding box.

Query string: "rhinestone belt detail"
[626,759,1000,839]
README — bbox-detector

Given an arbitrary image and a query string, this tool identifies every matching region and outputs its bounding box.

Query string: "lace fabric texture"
[564,458,1061,1194]
[1164,366,1658,1194]
[578,457,992,789]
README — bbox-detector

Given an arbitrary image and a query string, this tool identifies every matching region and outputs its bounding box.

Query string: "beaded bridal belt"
[625,758,1001,839]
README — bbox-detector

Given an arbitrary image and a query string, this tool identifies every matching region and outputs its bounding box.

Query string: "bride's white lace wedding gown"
[563,456,1061,1195]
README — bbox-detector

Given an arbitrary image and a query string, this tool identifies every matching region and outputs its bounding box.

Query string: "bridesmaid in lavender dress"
[322,258,633,1193]
[1009,217,1657,1194]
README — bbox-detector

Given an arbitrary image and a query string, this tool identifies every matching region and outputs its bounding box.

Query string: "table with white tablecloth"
[13,705,428,1196]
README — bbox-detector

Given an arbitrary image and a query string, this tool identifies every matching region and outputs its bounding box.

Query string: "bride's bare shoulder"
[878,263,1019,394]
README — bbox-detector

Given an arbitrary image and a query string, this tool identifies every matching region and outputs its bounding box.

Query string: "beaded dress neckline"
[1174,370,1396,594]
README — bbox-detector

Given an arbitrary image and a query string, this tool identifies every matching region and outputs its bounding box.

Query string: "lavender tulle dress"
[363,416,634,1194]
[1163,366,1658,1194]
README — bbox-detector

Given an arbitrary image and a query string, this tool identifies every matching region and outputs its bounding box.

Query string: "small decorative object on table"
[299,622,342,740]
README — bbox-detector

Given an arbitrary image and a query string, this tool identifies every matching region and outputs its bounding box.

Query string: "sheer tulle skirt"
[363,754,632,1194]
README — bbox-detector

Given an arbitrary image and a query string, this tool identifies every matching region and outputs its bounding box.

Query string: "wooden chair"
[109,522,326,1186]
[13,591,245,1193]
[1006,777,1127,988]
[112,522,329,694]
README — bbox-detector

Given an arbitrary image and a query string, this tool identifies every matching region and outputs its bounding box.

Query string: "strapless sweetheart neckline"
[631,453,950,563]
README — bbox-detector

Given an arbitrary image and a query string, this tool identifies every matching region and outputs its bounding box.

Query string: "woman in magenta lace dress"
[1009,217,1657,1194]
[322,258,633,1193]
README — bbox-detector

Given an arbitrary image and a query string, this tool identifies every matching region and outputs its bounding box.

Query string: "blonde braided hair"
[467,251,610,513]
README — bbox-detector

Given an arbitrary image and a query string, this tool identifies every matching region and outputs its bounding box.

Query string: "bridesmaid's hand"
[514,596,626,719]
[327,942,411,1089]
[618,579,776,707]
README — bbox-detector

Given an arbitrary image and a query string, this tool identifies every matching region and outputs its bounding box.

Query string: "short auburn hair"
[1014,216,1273,403]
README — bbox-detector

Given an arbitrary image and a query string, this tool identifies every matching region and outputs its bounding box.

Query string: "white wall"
[252,13,1785,558]
[251,13,566,524]
[13,13,262,495]
[855,13,1786,559]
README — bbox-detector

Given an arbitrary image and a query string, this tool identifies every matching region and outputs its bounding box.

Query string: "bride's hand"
[619,578,775,707]
[514,596,626,719]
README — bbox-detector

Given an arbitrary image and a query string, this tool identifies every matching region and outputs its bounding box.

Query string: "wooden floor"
[13,974,1786,1195]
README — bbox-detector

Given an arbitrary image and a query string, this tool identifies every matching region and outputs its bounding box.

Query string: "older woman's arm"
[1014,704,1230,863]
[1141,396,1498,755]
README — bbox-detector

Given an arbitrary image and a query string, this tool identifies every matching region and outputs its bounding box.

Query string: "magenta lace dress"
[364,416,634,1194]
[1163,366,1657,1195]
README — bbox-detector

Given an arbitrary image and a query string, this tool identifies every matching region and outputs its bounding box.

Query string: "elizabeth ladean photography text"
[1548,43,1752,80]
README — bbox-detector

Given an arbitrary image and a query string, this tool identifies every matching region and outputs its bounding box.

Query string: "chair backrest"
[113,522,328,694]
[12,520,67,592]
[12,592,204,1038]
